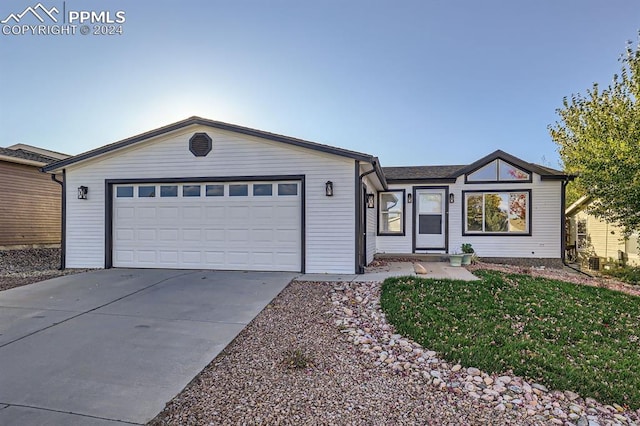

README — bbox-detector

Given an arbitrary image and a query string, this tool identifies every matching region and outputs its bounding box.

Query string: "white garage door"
[112,180,302,271]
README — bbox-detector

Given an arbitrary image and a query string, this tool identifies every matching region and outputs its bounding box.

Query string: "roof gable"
[456,150,567,180]
[43,116,380,171]
[566,195,592,216]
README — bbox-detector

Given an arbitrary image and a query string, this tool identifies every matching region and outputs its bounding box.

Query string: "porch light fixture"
[407,193,412,203]
[449,193,455,203]
[366,193,375,208]
[77,186,88,200]
[325,181,333,197]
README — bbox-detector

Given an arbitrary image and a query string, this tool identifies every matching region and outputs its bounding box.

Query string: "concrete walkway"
[296,261,478,282]
[0,269,295,425]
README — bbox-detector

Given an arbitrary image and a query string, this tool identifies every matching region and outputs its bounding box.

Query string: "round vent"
[189,133,212,157]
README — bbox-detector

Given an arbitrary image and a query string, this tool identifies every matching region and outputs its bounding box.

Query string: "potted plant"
[461,243,474,266]
[448,251,464,267]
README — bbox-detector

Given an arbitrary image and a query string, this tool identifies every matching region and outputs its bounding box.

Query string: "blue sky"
[1,1,639,167]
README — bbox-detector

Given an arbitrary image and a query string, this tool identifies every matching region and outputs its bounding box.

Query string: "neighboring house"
[566,196,640,267]
[42,117,571,273]
[0,144,69,248]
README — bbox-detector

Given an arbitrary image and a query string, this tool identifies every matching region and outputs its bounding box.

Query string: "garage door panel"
[227,251,249,266]
[137,229,156,241]
[113,180,301,271]
[227,229,249,242]
[253,252,274,266]
[276,205,299,220]
[204,251,225,265]
[137,207,156,219]
[137,251,157,263]
[276,229,299,243]
[116,229,135,241]
[253,229,274,242]
[116,207,135,219]
[182,229,201,242]
[159,229,179,241]
[115,250,134,263]
[158,251,178,264]
[205,206,225,219]
[204,229,225,242]
[182,206,202,219]
[181,251,202,264]
[275,252,298,269]
[158,207,179,219]
[228,206,250,218]
[252,206,273,219]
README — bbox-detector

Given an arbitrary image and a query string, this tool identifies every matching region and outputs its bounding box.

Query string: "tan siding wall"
[64,125,356,273]
[573,211,638,265]
[0,161,61,247]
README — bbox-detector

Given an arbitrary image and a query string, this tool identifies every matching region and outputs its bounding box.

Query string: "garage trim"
[104,174,306,272]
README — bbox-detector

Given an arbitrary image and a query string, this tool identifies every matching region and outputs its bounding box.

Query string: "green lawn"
[380,270,640,409]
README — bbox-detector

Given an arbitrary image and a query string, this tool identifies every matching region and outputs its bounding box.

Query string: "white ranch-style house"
[42,117,572,274]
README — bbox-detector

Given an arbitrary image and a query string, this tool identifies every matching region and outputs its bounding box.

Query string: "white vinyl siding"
[64,125,356,273]
[377,176,563,259]
[449,175,561,258]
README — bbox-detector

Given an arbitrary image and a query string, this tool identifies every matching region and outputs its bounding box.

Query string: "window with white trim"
[378,190,404,235]
[576,219,588,251]
[464,191,530,234]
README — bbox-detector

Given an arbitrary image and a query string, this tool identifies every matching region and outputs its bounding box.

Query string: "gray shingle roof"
[384,150,569,182]
[0,147,60,164]
[383,165,465,181]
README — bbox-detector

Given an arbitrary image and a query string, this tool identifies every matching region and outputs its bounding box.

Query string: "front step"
[374,253,446,263]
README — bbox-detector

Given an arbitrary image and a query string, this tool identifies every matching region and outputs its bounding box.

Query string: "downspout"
[356,163,378,274]
[560,178,568,265]
[50,171,66,270]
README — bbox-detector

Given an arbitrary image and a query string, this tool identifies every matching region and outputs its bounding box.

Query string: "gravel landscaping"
[150,281,536,425]
[150,266,640,426]
[0,248,88,291]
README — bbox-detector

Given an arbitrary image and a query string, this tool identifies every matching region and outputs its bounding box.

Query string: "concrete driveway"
[0,269,295,425]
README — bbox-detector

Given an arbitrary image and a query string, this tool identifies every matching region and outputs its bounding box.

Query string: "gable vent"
[189,133,212,157]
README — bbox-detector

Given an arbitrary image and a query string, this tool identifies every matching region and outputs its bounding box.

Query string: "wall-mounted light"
[449,193,455,203]
[78,186,88,200]
[407,193,412,203]
[325,181,333,197]
[367,193,375,208]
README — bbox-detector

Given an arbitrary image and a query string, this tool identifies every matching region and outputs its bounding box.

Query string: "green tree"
[549,37,640,237]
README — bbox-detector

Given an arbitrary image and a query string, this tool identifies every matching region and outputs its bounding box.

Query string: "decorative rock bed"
[330,280,640,426]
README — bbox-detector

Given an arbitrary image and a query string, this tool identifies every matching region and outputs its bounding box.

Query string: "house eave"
[0,154,47,167]
[386,178,458,184]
